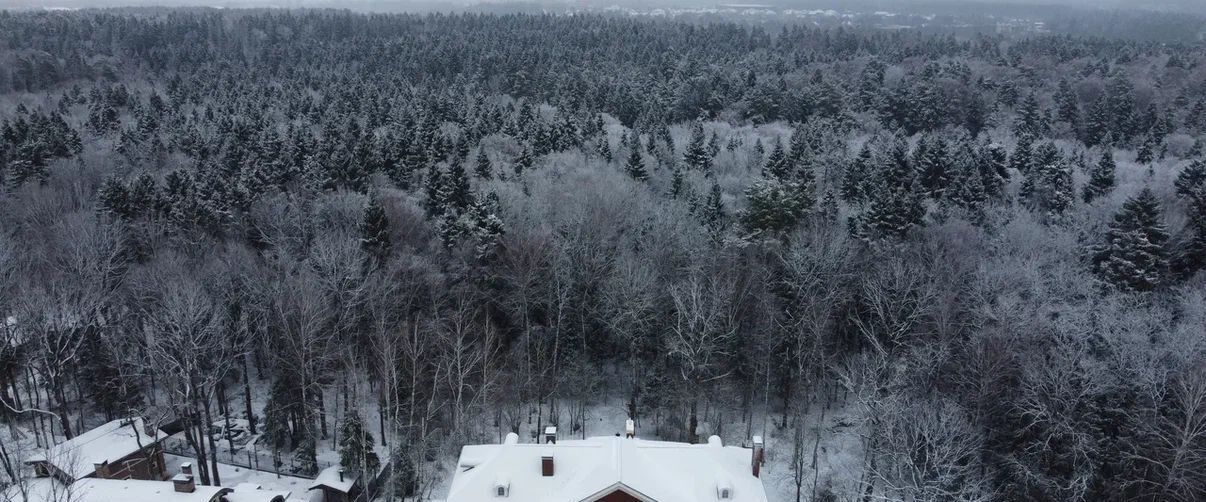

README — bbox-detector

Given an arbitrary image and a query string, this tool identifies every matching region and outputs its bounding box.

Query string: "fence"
[161,435,334,479]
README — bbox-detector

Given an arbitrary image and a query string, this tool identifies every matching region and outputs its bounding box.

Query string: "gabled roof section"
[447,434,767,502]
[27,418,163,481]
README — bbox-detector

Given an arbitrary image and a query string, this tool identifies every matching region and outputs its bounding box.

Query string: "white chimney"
[625,419,635,438]
[544,426,557,444]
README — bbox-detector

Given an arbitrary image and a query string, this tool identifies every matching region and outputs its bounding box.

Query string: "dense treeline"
[1,9,1205,502]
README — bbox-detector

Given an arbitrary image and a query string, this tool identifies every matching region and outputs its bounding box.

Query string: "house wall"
[597,490,643,502]
[93,444,168,481]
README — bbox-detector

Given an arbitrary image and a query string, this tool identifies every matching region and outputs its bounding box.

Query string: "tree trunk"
[242,355,255,435]
[201,392,222,485]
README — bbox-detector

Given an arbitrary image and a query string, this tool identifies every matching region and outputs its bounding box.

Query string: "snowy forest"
[1,6,1206,502]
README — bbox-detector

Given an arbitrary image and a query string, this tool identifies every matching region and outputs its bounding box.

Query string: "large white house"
[447,426,768,502]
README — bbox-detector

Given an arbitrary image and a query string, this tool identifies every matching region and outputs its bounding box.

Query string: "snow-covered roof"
[447,433,768,502]
[307,466,355,494]
[27,418,164,480]
[223,483,291,502]
[71,478,229,502]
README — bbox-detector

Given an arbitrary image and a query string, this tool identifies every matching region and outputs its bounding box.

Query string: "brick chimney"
[541,455,554,477]
[172,463,195,493]
[751,436,765,478]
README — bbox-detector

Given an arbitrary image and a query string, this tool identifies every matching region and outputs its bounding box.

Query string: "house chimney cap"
[708,435,723,447]
[543,426,557,435]
[752,436,764,446]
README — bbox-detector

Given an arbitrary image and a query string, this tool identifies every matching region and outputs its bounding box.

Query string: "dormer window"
[720,488,731,499]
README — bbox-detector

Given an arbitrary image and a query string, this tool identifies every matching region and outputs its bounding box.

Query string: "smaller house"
[307,466,358,502]
[27,417,166,483]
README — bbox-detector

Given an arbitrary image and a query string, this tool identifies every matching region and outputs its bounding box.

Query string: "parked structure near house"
[308,466,358,502]
[26,417,167,483]
[447,424,769,502]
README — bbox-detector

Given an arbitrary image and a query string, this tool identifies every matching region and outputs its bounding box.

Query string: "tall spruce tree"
[1094,188,1169,291]
[1083,149,1117,203]
[682,119,712,172]
[625,147,648,181]
[360,196,392,262]
[1174,159,1205,198]
[339,412,380,476]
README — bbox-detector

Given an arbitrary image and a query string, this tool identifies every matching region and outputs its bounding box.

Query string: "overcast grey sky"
[3,0,1203,15]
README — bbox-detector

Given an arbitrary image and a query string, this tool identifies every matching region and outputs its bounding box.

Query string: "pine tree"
[1094,188,1169,291]
[1136,134,1157,165]
[475,148,492,180]
[669,167,685,199]
[841,145,873,204]
[339,412,380,476]
[360,197,392,262]
[1010,135,1033,174]
[682,119,712,172]
[1024,143,1074,218]
[1054,79,1080,128]
[443,160,474,211]
[1085,97,1111,147]
[1083,149,1117,203]
[513,143,533,176]
[1014,93,1049,137]
[624,147,648,181]
[915,134,950,198]
[700,182,725,237]
[1175,159,1206,198]
[597,136,613,162]
[762,139,789,179]
[740,178,812,237]
[1176,186,1206,277]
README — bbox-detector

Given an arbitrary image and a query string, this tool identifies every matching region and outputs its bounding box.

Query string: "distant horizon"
[4,0,1205,16]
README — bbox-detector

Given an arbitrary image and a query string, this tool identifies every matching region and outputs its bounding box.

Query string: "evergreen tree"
[597,136,613,162]
[1094,188,1169,291]
[1085,97,1111,147]
[1024,143,1074,218]
[475,148,493,180]
[1010,135,1034,174]
[669,167,685,199]
[339,412,380,476]
[1175,186,1206,277]
[1175,159,1206,198]
[762,139,790,179]
[442,160,474,211]
[1136,134,1157,165]
[682,120,712,172]
[841,145,873,204]
[740,178,812,237]
[624,147,648,181]
[1083,149,1117,203]
[513,143,533,176]
[852,140,925,240]
[1014,93,1049,137]
[1055,79,1080,129]
[701,182,725,237]
[360,197,392,261]
[915,134,950,198]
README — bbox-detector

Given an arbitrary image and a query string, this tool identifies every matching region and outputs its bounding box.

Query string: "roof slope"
[307,466,355,493]
[71,478,228,502]
[447,435,767,502]
[27,418,163,480]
